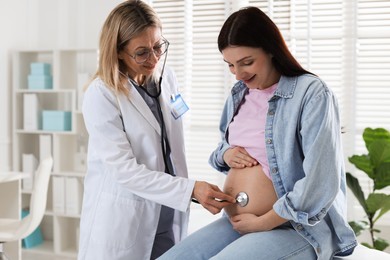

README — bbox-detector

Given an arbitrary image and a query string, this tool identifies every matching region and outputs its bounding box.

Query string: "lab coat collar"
[126,81,162,135]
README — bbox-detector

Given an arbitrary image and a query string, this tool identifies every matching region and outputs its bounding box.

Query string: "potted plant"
[346,127,390,251]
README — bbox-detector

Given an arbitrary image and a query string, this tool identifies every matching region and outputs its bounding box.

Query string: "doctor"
[78,1,235,260]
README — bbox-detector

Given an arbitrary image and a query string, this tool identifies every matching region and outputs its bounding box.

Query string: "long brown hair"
[218,6,312,77]
[92,0,162,94]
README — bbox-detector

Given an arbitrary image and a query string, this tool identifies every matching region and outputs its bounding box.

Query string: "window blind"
[151,0,228,189]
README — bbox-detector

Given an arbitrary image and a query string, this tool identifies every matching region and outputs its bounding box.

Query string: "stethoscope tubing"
[135,50,172,175]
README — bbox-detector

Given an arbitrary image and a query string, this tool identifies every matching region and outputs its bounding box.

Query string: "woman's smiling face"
[222,46,280,90]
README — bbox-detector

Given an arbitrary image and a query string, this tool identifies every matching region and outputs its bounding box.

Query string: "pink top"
[228,83,278,179]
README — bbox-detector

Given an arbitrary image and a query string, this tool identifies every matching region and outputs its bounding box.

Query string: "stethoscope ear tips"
[235,191,249,207]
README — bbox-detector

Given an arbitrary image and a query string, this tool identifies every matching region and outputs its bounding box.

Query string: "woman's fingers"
[224,147,258,168]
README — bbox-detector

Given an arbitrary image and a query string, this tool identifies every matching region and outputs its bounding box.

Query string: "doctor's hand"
[192,181,235,215]
[223,147,258,169]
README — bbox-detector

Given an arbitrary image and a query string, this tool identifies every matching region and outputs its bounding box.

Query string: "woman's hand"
[223,147,258,168]
[229,213,262,234]
[192,181,236,215]
[230,210,287,234]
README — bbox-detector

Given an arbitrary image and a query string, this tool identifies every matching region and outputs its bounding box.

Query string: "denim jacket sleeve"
[272,77,344,226]
[208,96,232,174]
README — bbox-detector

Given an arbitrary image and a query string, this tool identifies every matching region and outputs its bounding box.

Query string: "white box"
[22,154,38,190]
[65,177,83,215]
[52,176,65,214]
[23,93,41,130]
[39,134,52,162]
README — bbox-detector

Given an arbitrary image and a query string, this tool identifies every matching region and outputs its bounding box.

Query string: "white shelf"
[15,89,75,94]
[22,240,55,255]
[53,171,86,178]
[11,48,95,260]
[22,240,75,260]
[15,130,77,135]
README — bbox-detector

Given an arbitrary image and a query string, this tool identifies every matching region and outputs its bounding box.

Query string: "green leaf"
[373,195,390,222]
[348,155,374,179]
[368,141,390,167]
[346,173,368,212]
[348,220,369,236]
[374,237,389,251]
[363,128,390,149]
[366,193,387,214]
[375,162,390,190]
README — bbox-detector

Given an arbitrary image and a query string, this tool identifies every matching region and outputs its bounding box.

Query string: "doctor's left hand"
[192,181,235,215]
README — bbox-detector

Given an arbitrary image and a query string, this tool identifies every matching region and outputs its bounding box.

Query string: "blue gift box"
[28,75,53,90]
[42,110,72,131]
[30,62,51,75]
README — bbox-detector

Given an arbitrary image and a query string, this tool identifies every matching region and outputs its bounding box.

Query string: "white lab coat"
[78,67,195,260]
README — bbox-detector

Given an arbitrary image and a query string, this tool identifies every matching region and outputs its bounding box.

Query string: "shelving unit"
[11,49,97,260]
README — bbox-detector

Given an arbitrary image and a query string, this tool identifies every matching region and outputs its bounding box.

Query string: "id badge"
[170,94,189,119]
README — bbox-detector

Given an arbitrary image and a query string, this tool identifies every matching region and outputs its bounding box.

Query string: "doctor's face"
[119,26,164,84]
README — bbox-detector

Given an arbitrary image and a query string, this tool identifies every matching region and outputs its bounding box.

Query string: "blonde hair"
[92,0,162,95]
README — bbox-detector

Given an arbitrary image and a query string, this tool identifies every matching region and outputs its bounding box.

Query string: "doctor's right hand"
[192,181,235,215]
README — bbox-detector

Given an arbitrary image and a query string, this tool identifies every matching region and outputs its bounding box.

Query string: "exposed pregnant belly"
[223,165,277,217]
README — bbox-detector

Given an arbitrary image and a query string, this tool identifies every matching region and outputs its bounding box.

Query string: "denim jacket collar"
[231,75,298,100]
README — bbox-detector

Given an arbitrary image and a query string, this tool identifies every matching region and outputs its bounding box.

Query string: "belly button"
[236,191,249,207]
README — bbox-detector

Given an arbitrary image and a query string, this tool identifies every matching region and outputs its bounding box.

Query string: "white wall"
[0,1,26,171]
[0,0,122,171]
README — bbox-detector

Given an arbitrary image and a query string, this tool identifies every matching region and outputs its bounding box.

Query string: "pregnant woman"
[159,6,356,260]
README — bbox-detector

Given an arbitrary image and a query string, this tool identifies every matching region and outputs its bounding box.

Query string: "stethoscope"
[235,191,249,207]
[191,191,249,207]
[135,49,173,175]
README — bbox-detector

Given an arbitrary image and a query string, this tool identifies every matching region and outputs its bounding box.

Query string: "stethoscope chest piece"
[236,191,249,207]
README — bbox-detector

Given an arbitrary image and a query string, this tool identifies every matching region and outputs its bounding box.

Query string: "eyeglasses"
[127,39,169,64]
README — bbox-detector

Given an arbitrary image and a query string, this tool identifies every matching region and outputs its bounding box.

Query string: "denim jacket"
[209,74,357,259]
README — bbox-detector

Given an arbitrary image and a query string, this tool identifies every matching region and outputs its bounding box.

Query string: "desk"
[0,172,28,260]
[0,172,29,183]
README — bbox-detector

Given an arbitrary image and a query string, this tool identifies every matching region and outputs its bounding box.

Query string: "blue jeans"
[158,216,316,260]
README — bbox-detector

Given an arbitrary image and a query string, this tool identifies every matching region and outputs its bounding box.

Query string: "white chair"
[0,157,53,260]
[334,243,390,260]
